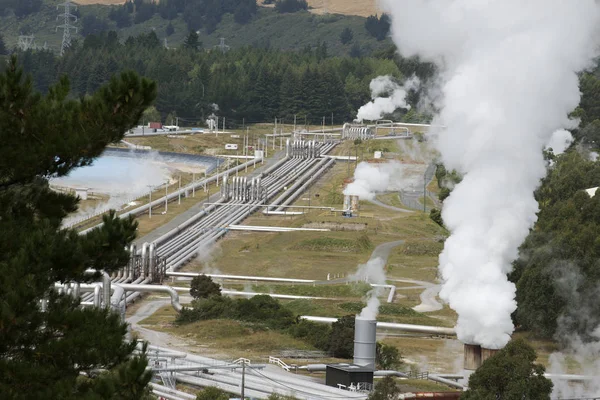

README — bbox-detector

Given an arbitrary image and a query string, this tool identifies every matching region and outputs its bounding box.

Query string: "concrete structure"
[463,344,482,370]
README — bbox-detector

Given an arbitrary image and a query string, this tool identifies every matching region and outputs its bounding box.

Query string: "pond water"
[51,148,219,225]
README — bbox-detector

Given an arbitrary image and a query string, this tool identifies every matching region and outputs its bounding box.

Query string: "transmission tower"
[214,38,230,54]
[56,1,78,56]
[17,35,36,51]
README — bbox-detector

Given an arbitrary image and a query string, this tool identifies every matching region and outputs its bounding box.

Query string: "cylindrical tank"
[350,195,360,213]
[463,344,482,370]
[343,195,352,211]
[354,317,377,369]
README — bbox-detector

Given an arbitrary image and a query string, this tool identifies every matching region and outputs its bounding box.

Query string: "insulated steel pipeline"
[90,141,337,308]
[163,158,328,270]
[155,142,337,273]
[79,158,262,236]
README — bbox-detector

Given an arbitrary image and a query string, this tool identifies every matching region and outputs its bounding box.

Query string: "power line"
[56,1,78,56]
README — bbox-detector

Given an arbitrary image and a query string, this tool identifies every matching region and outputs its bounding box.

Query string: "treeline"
[108,0,259,32]
[512,149,600,340]
[0,0,42,17]
[14,31,433,126]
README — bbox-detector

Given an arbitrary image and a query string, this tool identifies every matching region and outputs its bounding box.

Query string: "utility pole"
[322,116,325,142]
[241,362,246,400]
[164,181,169,212]
[423,172,427,213]
[56,1,78,56]
[223,117,225,133]
[178,175,181,205]
[192,173,196,197]
[147,185,153,219]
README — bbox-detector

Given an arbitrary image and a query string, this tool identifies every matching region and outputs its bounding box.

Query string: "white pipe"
[119,283,183,312]
[371,284,396,303]
[545,373,596,381]
[227,225,330,232]
[301,316,456,336]
[167,272,315,283]
[169,286,331,301]
[149,383,196,400]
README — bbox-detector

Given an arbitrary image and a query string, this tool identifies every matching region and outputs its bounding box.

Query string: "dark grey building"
[325,363,374,389]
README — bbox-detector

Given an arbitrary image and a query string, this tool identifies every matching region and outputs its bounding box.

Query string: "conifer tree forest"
[10,31,433,127]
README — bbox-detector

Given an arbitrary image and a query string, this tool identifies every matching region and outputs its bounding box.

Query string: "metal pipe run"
[301,316,456,336]
[119,284,183,312]
[170,287,332,301]
[79,158,260,235]
[167,272,315,283]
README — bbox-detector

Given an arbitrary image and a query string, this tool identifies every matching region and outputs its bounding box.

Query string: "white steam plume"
[357,75,420,122]
[195,241,222,275]
[546,129,573,156]
[351,257,387,320]
[344,161,425,201]
[380,0,600,348]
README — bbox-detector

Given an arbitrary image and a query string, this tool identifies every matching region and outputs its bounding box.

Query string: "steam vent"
[463,344,501,370]
[353,317,377,370]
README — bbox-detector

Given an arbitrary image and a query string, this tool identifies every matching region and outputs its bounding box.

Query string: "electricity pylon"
[56,1,78,56]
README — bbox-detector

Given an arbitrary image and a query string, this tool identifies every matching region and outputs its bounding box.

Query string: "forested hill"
[0,0,392,57]
[9,33,432,127]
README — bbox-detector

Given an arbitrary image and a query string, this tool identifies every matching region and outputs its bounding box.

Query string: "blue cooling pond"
[51,148,220,197]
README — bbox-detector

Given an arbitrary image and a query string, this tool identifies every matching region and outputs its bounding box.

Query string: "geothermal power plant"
[48,121,589,399]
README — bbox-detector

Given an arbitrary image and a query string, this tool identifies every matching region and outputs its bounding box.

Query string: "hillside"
[0,1,390,56]
[74,0,380,17]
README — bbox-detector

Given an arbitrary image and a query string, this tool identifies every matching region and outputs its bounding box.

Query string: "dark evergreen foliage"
[190,275,221,299]
[462,339,552,400]
[340,27,354,45]
[365,14,391,41]
[16,32,436,126]
[0,33,8,55]
[133,0,157,24]
[275,0,308,13]
[0,56,156,399]
[328,315,355,358]
[82,15,110,37]
[109,6,132,28]
[1,0,42,17]
[166,21,175,36]
[512,150,600,338]
[183,30,202,50]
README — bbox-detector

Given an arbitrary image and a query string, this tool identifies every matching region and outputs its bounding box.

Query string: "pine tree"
[0,56,157,399]
[184,30,201,50]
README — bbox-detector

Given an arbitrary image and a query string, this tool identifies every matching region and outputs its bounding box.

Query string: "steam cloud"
[546,129,573,156]
[380,0,600,348]
[344,161,425,201]
[357,75,420,122]
[352,257,387,320]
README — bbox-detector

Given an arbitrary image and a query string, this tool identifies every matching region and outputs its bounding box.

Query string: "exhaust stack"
[354,317,377,370]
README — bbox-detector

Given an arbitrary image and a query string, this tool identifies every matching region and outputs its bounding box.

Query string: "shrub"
[288,320,332,351]
[275,0,308,13]
[190,274,221,299]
